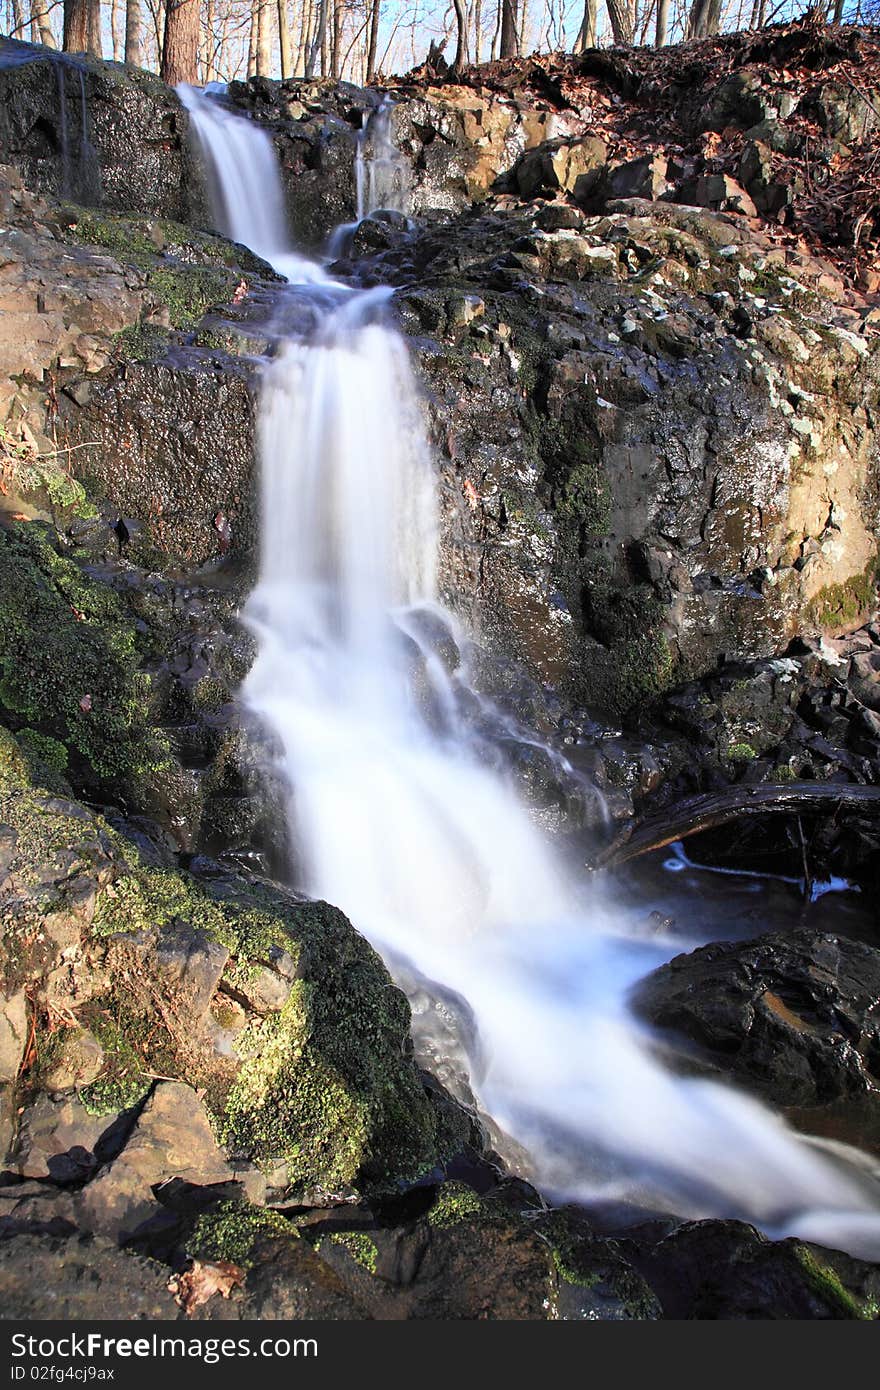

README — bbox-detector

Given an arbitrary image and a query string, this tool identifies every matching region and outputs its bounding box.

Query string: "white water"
[183,87,880,1261]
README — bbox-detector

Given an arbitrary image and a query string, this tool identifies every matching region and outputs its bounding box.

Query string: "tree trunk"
[591,783,880,870]
[573,0,597,50]
[655,0,669,45]
[499,0,517,57]
[32,0,57,46]
[605,0,635,43]
[161,0,199,84]
[278,0,292,77]
[686,0,718,38]
[256,0,271,75]
[124,0,139,61]
[366,0,379,80]
[110,0,121,57]
[63,0,90,50]
[451,0,468,69]
[200,0,213,80]
[331,0,341,77]
[305,0,327,76]
[247,8,256,76]
[86,0,101,55]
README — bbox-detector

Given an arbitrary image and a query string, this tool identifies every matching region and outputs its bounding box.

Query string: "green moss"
[427,1181,484,1229]
[727,742,758,762]
[145,264,233,332]
[0,522,171,797]
[16,729,68,775]
[328,1231,379,1273]
[112,322,173,364]
[1,424,97,520]
[87,863,448,1196]
[188,1200,294,1269]
[794,1246,878,1320]
[62,205,159,266]
[0,724,31,793]
[79,1016,150,1117]
[806,558,878,631]
[90,866,228,940]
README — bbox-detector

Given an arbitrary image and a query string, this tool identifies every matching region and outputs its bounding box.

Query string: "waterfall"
[182,86,880,1261]
[356,100,410,221]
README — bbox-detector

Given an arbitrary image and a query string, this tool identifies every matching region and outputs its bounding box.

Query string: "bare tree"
[573,0,597,49]
[278,0,292,75]
[499,0,518,56]
[655,0,669,44]
[161,0,199,82]
[451,0,468,67]
[29,0,56,44]
[366,0,380,79]
[255,0,270,72]
[605,0,635,42]
[63,0,94,51]
[125,0,141,62]
[686,0,721,37]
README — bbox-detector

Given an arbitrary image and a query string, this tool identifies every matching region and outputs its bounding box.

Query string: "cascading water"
[182,87,880,1260]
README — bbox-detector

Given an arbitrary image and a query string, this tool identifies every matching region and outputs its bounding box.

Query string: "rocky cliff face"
[1,28,880,1320]
[2,32,877,716]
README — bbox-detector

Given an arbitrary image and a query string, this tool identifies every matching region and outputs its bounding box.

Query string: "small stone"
[13,1093,116,1183]
[41,1028,104,1093]
[0,991,27,1084]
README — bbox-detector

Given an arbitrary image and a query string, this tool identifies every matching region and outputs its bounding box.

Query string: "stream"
[179,84,880,1261]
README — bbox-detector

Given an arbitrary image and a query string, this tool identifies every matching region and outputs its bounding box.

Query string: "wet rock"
[207,1232,369,1320]
[634,931,880,1114]
[62,350,259,569]
[0,1231,179,1319]
[0,39,208,223]
[627,1219,880,1319]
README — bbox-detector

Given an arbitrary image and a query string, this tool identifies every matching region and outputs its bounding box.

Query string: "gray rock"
[0,1231,179,1319]
[13,1093,118,1182]
[41,1027,104,1092]
[76,1081,233,1242]
[0,990,26,1083]
[156,927,231,1019]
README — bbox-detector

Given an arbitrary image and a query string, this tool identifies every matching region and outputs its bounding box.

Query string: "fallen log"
[592,780,880,869]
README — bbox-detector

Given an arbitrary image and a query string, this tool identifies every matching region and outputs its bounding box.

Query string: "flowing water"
[182,87,880,1260]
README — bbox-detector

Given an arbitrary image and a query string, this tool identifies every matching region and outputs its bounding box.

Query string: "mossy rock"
[85,849,456,1195]
[1,755,457,1195]
[0,521,170,801]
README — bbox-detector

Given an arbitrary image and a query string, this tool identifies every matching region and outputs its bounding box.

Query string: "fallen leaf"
[169,1260,244,1315]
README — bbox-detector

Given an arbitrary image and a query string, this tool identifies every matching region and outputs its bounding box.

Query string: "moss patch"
[0,521,170,798]
[188,1200,294,1269]
[806,558,879,631]
[794,1246,879,1320]
[327,1231,379,1273]
[427,1181,485,1229]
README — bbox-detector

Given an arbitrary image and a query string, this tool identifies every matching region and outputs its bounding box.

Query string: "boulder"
[76,1082,234,1242]
[0,38,209,223]
[606,154,671,202]
[628,1219,880,1319]
[634,931,880,1113]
